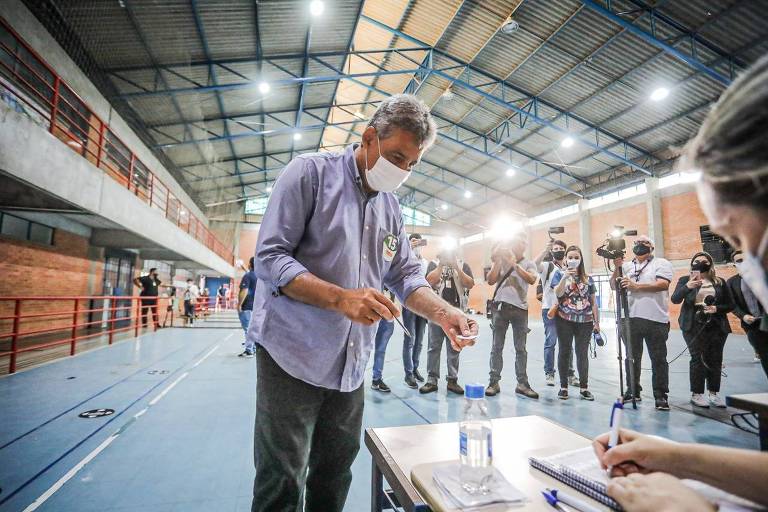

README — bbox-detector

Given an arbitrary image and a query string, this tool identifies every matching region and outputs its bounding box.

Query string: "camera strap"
[632,259,652,281]
[491,265,516,303]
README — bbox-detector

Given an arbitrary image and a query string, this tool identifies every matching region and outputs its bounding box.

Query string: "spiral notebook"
[528,447,621,511]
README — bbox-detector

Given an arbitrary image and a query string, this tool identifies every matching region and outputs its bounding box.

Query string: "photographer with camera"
[534,237,578,387]
[420,246,474,395]
[485,232,539,398]
[728,250,768,380]
[671,252,734,408]
[550,245,599,401]
[610,235,674,410]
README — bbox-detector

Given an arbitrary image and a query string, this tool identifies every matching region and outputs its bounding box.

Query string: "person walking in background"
[550,245,599,401]
[371,289,397,392]
[216,285,226,312]
[402,233,429,389]
[671,252,734,408]
[610,235,674,410]
[238,257,257,358]
[728,250,768,379]
[133,267,161,329]
[183,278,199,326]
[485,232,539,399]
[534,238,577,387]
[420,246,474,395]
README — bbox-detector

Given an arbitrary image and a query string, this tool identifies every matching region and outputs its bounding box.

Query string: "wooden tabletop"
[367,415,610,512]
[726,393,768,414]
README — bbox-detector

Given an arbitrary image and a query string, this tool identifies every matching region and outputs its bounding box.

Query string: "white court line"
[21,335,229,510]
[22,434,119,512]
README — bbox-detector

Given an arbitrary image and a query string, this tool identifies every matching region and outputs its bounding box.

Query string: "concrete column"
[645,177,665,257]
[578,199,593,271]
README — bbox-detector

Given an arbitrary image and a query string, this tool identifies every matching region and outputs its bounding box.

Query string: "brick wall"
[661,191,709,260]
[0,231,105,340]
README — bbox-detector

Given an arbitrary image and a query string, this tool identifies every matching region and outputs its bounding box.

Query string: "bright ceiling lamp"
[441,236,458,251]
[441,203,449,211]
[258,81,270,94]
[506,167,516,177]
[266,185,273,193]
[561,136,575,148]
[309,0,325,16]
[441,88,455,100]
[293,132,302,141]
[463,190,472,199]
[650,87,670,102]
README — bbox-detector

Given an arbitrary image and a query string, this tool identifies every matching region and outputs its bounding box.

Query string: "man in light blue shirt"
[247,94,479,512]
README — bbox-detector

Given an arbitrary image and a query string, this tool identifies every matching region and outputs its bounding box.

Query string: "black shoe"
[446,380,464,395]
[413,368,425,382]
[622,392,642,404]
[655,397,670,411]
[371,379,391,393]
[238,350,254,358]
[419,382,438,394]
[515,384,539,399]
[557,388,568,400]
[580,389,595,401]
[485,381,500,397]
[404,375,418,389]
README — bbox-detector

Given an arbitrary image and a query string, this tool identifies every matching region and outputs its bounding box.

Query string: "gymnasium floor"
[1,315,765,512]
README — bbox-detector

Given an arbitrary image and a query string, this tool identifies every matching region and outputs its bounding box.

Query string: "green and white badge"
[382,233,398,262]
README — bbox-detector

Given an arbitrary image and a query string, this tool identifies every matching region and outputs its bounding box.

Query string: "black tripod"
[614,265,638,409]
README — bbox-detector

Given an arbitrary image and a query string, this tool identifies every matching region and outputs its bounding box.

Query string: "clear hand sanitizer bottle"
[459,383,493,494]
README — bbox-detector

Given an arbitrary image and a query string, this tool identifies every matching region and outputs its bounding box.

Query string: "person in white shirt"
[610,235,674,411]
[534,239,577,387]
[183,278,200,325]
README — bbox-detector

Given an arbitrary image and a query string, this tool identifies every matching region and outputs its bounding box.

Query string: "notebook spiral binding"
[528,457,623,511]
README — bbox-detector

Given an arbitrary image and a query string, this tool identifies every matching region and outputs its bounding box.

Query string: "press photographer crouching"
[610,235,674,410]
[671,252,734,408]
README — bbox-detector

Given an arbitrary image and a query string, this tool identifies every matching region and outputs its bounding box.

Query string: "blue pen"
[549,488,603,512]
[607,398,624,473]
[542,490,573,512]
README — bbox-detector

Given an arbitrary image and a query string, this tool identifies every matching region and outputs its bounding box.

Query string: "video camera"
[596,226,637,260]
[543,226,565,262]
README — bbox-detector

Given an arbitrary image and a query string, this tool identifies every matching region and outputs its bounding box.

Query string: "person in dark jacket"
[671,251,734,408]
[727,250,768,380]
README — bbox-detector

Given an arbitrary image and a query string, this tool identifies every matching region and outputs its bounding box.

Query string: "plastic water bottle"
[459,383,493,494]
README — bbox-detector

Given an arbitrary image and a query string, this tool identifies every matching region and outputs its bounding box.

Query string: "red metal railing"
[0,17,233,264]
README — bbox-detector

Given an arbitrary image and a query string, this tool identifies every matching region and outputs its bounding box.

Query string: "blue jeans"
[372,319,394,381]
[402,308,427,377]
[239,309,253,352]
[543,308,573,376]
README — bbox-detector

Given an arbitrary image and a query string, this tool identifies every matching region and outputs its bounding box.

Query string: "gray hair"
[367,94,437,150]
[682,53,768,210]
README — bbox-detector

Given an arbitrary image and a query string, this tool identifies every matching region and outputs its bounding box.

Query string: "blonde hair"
[682,54,768,210]
[691,251,722,286]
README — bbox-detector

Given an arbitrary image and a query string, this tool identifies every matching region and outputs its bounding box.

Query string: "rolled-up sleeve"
[254,157,315,291]
[383,220,429,304]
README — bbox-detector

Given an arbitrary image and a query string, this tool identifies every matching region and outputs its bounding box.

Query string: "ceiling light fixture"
[506,167,516,177]
[266,185,273,193]
[258,81,270,94]
[463,190,472,199]
[309,0,325,17]
[650,87,670,102]
[293,132,302,141]
[500,19,520,34]
[561,136,575,148]
[442,89,455,101]
[441,203,448,211]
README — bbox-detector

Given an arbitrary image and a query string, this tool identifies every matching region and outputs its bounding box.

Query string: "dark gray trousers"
[489,303,530,385]
[252,345,364,512]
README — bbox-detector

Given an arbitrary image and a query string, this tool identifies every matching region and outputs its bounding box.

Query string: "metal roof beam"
[359,15,656,176]
[578,0,733,85]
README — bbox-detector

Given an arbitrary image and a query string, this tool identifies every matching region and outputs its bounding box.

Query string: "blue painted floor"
[1,316,766,512]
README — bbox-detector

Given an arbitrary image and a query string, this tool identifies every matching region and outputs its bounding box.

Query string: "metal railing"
[0,16,233,264]
[0,295,229,374]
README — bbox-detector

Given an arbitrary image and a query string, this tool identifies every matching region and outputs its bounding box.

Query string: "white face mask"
[737,225,768,311]
[364,135,411,192]
[567,258,581,269]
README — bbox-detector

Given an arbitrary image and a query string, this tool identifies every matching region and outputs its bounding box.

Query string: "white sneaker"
[568,375,580,387]
[545,373,555,387]
[691,393,709,408]
[708,393,726,408]
[755,353,761,363]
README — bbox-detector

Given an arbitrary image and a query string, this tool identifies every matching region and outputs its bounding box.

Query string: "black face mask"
[551,250,566,261]
[633,244,651,256]
[691,260,711,272]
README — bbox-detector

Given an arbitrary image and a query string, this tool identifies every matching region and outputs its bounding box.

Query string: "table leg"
[759,413,767,451]
[372,458,384,512]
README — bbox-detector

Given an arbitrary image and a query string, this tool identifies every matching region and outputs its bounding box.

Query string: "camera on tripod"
[596,226,638,260]
[543,226,565,262]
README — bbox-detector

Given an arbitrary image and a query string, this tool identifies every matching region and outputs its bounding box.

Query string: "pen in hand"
[379,311,412,338]
[607,398,624,475]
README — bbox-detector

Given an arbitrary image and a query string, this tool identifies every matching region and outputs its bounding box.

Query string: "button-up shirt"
[249,144,430,391]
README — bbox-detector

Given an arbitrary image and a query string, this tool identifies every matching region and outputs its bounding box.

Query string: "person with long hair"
[550,245,599,400]
[671,252,734,408]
